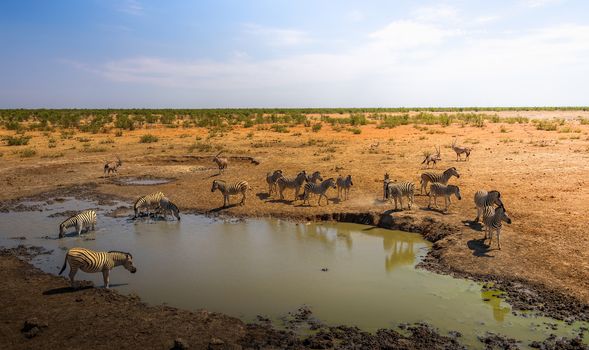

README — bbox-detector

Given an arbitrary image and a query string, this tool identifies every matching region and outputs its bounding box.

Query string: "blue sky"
[1,0,588,108]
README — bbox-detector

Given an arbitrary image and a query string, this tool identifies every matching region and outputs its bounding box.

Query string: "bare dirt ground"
[1,110,589,346]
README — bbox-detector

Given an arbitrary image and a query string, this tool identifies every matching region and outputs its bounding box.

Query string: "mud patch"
[0,245,52,260]
[111,176,175,186]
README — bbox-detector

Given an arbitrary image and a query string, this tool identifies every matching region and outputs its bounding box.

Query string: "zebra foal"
[58,209,97,238]
[428,182,462,212]
[386,182,415,210]
[134,191,166,218]
[211,180,250,207]
[420,167,460,195]
[474,190,504,222]
[336,175,353,200]
[276,171,308,200]
[303,178,336,206]
[266,170,283,196]
[482,205,512,250]
[156,197,181,220]
[59,247,136,288]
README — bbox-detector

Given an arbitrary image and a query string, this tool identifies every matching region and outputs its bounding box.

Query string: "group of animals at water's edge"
[58,142,511,288]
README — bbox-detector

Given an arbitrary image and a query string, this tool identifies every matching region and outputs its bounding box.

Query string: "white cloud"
[243,24,311,47]
[412,4,459,23]
[368,20,460,49]
[522,0,563,8]
[118,0,143,16]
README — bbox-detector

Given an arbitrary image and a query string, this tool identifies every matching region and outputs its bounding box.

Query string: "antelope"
[421,146,441,168]
[104,156,122,176]
[452,139,472,161]
[213,151,228,174]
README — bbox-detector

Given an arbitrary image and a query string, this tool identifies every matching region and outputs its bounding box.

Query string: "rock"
[171,337,189,349]
[21,318,48,339]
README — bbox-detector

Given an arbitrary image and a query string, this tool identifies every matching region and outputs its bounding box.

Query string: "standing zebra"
[59,247,137,288]
[308,171,323,184]
[428,183,462,212]
[103,156,122,177]
[386,182,415,210]
[420,167,460,195]
[383,173,390,201]
[276,171,308,200]
[211,180,250,207]
[482,205,512,250]
[474,190,504,222]
[156,197,181,220]
[134,191,166,218]
[58,209,97,238]
[302,178,337,206]
[266,170,283,196]
[336,174,353,200]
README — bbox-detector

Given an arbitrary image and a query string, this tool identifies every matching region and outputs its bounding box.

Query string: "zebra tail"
[58,254,68,275]
[421,157,426,164]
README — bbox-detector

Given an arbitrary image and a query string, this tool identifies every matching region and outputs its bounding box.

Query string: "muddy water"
[113,177,174,185]
[0,198,586,349]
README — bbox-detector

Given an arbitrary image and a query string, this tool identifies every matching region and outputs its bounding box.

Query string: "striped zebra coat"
[474,190,504,222]
[308,171,323,184]
[276,171,308,200]
[482,205,512,250]
[428,182,462,212]
[266,170,283,196]
[420,167,460,195]
[386,181,415,210]
[156,197,181,220]
[211,180,250,207]
[59,247,136,288]
[336,175,353,200]
[303,178,336,206]
[134,191,166,218]
[59,209,97,238]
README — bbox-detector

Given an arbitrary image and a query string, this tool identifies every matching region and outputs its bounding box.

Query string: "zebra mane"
[489,190,500,197]
[108,250,132,258]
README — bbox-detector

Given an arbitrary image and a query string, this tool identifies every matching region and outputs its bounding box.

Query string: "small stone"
[171,337,189,350]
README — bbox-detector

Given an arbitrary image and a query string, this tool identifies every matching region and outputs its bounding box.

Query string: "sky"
[1,0,588,108]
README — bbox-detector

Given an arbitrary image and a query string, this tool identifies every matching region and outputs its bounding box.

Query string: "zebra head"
[123,253,137,273]
[58,223,66,238]
[489,190,504,207]
[446,167,460,178]
[326,178,337,189]
[310,171,323,183]
[211,180,220,192]
[347,174,353,186]
[497,205,512,224]
[450,185,462,200]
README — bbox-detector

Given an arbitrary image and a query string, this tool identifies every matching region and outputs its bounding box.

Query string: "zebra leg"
[76,223,82,236]
[223,195,228,208]
[240,192,246,206]
[475,207,481,222]
[69,267,78,289]
[496,228,501,250]
[102,269,110,288]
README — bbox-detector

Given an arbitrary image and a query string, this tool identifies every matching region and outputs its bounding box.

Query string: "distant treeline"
[0,107,586,132]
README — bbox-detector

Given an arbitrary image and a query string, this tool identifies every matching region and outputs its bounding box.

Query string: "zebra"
[211,180,250,207]
[58,210,97,238]
[213,151,228,174]
[420,167,460,195]
[276,171,308,200]
[452,139,472,161]
[386,182,415,210]
[134,191,165,218]
[421,146,441,168]
[383,173,390,201]
[308,171,323,184]
[156,197,180,220]
[59,247,137,289]
[336,174,353,200]
[482,205,512,250]
[302,178,337,206]
[266,170,283,196]
[103,156,122,177]
[428,182,462,212]
[474,190,504,222]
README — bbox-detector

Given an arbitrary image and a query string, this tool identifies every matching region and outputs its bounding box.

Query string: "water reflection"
[481,290,511,322]
[384,240,416,272]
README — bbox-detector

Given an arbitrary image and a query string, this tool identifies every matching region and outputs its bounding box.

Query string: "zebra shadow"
[256,192,271,200]
[43,285,94,295]
[463,220,484,232]
[206,172,222,179]
[266,198,295,205]
[419,207,451,215]
[208,204,239,212]
[467,238,495,257]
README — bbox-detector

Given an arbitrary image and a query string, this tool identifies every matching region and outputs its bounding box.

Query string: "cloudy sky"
[1,0,588,108]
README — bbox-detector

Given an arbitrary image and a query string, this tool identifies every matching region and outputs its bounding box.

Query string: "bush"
[270,124,289,133]
[312,123,322,132]
[3,135,31,146]
[140,134,159,143]
[19,148,36,157]
[188,141,213,153]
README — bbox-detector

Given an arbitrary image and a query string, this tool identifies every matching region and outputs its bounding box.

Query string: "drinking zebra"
[308,171,323,184]
[420,167,460,195]
[103,156,122,177]
[211,179,250,207]
[336,175,353,200]
[386,182,415,210]
[482,205,512,250]
[59,247,137,288]
[156,197,181,221]
[58,209,97,238]
[276,171,308,200]
[134,191,166,218]
[474,190,504,222]
[302,178,337,206]
[266,170,283,196]
[428,182,462,211]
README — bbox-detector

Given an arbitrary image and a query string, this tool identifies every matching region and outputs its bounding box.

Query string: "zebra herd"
[58,160,512,289]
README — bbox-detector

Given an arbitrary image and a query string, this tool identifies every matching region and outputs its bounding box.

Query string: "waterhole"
[112,177,174,186]
[0,198,586,349]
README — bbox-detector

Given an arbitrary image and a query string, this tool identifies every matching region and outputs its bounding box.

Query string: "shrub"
[348,127,361,134]
[48,138,57,148]
[3,135,31,146]
[188,141,213,153]
[115,130,123,137]
[19,148,36,157]
[312,123,322,132]
[100,138,115,144]
[270,124,289,133]
[140,134,159,143]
